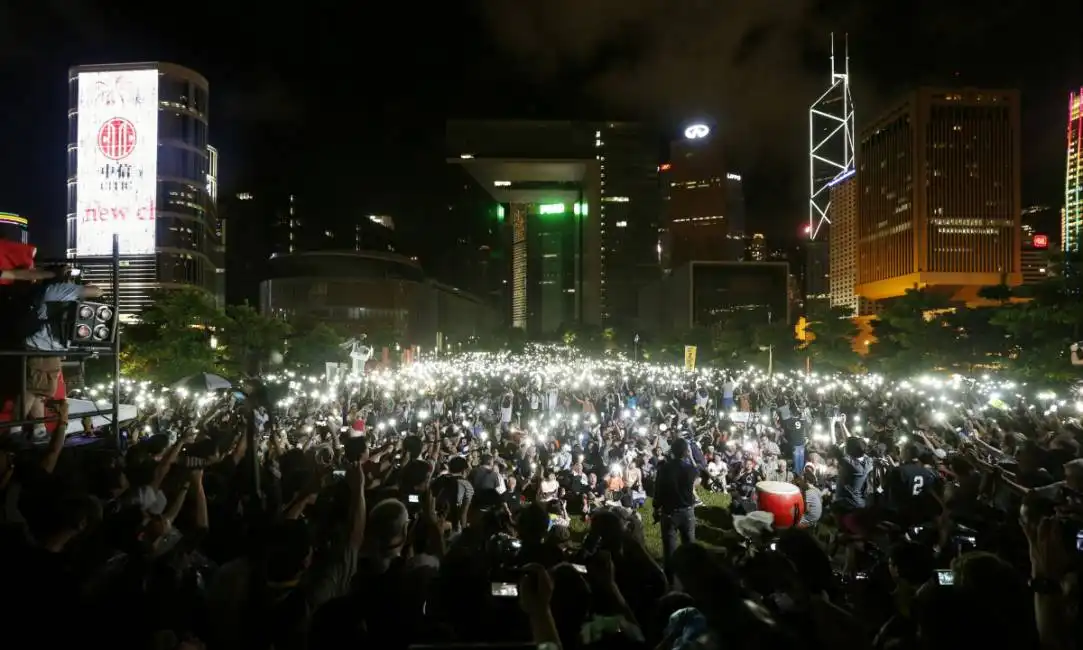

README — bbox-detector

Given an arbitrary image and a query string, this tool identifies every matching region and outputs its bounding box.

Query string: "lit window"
[615,221,628,228]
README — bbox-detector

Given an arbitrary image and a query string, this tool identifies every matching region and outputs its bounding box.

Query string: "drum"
[755,481,804,529]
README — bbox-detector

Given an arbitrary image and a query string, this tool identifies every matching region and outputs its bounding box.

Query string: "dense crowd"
[1,346,1080,650]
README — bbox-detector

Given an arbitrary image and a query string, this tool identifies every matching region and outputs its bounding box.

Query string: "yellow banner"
[684,345,697,370]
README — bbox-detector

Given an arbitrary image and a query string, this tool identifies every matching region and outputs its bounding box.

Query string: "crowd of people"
[1,345,1080,650]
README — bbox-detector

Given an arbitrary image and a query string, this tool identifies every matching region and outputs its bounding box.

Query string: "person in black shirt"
[833,437,874,533]
[469,454,500,493]
[654,438,699,579]
[782,407,808,473]
[891,444,942,525]
[732,457,766,513]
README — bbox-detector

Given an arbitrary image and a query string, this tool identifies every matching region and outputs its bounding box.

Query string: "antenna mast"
[808,32,856,240]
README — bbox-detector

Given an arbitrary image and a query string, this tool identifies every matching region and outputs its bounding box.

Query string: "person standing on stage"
[654,438,699,579]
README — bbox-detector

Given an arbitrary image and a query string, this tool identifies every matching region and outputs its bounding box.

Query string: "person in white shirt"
[706,457,727,491]
[539,472,560,501]
[500,393,513,426]
[569,463,589,487]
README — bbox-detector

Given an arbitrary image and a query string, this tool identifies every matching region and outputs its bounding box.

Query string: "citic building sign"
[75,69,160,257]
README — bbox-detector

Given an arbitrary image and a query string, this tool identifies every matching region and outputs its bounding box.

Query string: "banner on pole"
[684,345,697,370]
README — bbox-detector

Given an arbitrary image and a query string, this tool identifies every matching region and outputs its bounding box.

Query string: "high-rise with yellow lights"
[1065,89,1083,252]
[856,88,1022,303]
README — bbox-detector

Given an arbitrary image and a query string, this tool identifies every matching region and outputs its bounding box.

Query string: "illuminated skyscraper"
[667,123,745,267]
[447,120,661,331]
[808,34,856,241]
[67,62,219,317]
[828,175,863,315]
[856,88,1022,303]
[447,121,602,333]
[1065,89,1083,251]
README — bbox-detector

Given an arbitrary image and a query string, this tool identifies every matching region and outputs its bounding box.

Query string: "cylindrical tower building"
[67,62,217,318]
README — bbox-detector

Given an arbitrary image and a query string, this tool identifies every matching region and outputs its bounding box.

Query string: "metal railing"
[2,234,123,446]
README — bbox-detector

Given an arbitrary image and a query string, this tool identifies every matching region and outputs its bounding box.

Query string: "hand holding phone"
[490,582,518,598]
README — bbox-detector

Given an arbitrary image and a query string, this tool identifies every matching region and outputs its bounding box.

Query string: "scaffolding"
[808,33,856,241]
[3,234,123,446]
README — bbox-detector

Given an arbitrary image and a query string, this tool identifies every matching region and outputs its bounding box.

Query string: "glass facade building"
[67,62,221,317]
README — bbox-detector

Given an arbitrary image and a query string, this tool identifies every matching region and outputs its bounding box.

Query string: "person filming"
[653,437,699,579]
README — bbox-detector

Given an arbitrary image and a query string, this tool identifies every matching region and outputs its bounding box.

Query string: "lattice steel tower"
[808,34,856,240]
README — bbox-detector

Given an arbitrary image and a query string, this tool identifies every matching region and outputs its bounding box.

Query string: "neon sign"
[684,124,710,139]
[1033,234,1049,248]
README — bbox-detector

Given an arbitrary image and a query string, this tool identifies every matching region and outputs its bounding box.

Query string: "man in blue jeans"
[654,438,699,579]
[782,407,808,475]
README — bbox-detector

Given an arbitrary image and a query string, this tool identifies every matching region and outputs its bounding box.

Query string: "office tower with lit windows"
[594,123,664,324]
[1065,89,1083,251]
[827,174,865,315]
[665,123,745,267]
[856,88,1021,304]
[222,191,398,306]
[746,233,766,261]
[67,62,221,318]
[447,120,660,332]
[1021,204,1058,285]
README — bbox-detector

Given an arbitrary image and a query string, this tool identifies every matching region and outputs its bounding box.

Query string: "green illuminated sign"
[536,202,586,217]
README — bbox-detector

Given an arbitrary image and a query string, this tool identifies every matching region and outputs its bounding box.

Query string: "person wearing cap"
[654,437,699,579]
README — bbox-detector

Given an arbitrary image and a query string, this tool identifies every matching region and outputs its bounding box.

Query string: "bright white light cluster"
[74,345,1082,449]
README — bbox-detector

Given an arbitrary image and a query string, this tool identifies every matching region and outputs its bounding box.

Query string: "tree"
[865,288,952,374]
[285,320,348,372]
[803,304,862,373]
[121,288,221,383]
[218,305,291,376]
[987,253,1083,382]
[710,311,796,370]
[940,306,1007,373]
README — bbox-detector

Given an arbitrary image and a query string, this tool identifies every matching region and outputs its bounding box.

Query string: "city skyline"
[0,1,1078,263]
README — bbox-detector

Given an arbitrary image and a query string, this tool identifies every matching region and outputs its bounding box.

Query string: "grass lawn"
[568,488,734,558]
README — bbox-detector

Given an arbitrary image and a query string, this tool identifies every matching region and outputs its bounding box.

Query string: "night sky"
[1,0,1080,259]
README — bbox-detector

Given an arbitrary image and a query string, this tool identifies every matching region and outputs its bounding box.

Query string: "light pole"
[767,311,773,377]
[633,333,640,362]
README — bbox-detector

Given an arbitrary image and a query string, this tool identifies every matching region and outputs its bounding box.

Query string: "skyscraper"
[828,174,863,315]
[595,123,664,324]
[1065,89,1083,251]
[67,62,220,318]
[447,121,601,333]
[666,123,744,267]
[446,120,662,331]
[856,88,1022,303]
[1021,205,1058,286]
